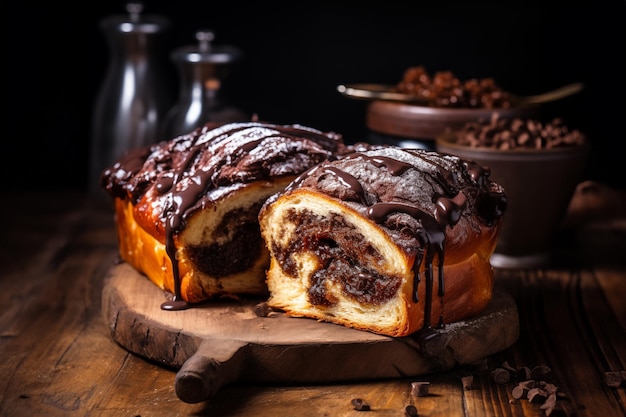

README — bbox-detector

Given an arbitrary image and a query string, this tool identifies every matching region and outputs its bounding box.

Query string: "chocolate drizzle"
[101,121,345,310]
[287,148,506,334]
[359,154,414,176]
[368,201,445,331]
[321,166,368,205]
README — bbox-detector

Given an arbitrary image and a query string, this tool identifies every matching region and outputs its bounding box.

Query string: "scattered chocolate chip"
[519,380,536,390]
[541,382,558,395]
[604,371,626,387]
[491,367,511,384]
[254,302,274,317]
[501,361,517,373]
[351,398,370,411]
[511,385,526,400]
[540,393,557,416]
[511,379,535,400]
[527,387,548,403]
[511,380,535,399]
[404,405,419,417]
[517,366,532,381]
[411,381,430,397]
[461,375,474,390]
[531,365,552,381]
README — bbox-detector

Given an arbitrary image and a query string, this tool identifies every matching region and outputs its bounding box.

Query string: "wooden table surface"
[1,181,625,417]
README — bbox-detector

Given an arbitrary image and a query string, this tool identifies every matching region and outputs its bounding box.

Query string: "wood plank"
[595,267,626,332]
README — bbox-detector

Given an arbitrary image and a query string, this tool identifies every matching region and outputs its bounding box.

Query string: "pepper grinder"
[89,2,174,195]
[161,29,248,139]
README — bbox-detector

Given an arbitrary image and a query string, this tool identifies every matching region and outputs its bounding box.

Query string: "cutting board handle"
[175,338,249,403]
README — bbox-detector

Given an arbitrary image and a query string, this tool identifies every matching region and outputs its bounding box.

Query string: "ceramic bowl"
[436,131,589,268]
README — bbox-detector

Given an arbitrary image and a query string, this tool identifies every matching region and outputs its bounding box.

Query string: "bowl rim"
[369,100,538,117]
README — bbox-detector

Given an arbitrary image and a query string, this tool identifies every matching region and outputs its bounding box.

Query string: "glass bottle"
[161,29,248,139]
[89,2,174,195]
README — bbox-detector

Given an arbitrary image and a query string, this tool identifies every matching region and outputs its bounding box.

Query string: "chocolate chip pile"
[491,361,571,416]
[394,65,512,108]
[451,114,586,150]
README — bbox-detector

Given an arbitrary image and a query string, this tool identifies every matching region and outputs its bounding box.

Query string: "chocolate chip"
[491,367,511,384]
[254,302,273,317]
[604,371,626,388]
[461,375,474,390]
[351,398,370,411]
[540,382,558,395]
[512,380,536,399]
[517,366,532,381]
[527,387,548,403]
[404,405,419,417]
[539,393,557,415]
[501,361,517,373]
[511,385,526,400]
[531,365,552,381]
[411,381,431,397]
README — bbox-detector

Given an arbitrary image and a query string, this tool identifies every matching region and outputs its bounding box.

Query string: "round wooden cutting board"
[101,263,519,404]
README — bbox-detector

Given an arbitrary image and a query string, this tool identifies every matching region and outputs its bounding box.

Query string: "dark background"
[3,2,624,192]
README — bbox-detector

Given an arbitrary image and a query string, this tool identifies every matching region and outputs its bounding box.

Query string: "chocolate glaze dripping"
[321,166,368,205]
[359,154,414,176]
[159,137,216,310]
[368,202,445,328]
[160,130,260,310]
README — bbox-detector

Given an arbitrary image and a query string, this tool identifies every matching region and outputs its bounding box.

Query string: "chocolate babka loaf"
[258,147,507,337]
[101,121,349,310]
